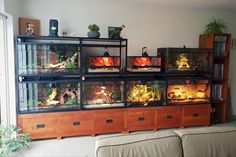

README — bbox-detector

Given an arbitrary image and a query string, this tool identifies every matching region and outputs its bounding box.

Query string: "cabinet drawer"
[182,105,210,127]
[58,113,93,137]
[127,110,155,131]
[94,110,124,134]
[19,116,58,139]
[156,106,181,129]
[183,105,210,117]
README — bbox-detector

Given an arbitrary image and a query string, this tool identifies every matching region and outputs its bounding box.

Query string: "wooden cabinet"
[58,111,93,137]
[182,104,210,127]
[18,113,59,139]
[93,109,125,134]
[18,106,212,139]
[126,108,155,132]
[156,106,181,129]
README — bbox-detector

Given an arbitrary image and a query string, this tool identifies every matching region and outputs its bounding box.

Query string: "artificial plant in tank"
[204,17,228,34]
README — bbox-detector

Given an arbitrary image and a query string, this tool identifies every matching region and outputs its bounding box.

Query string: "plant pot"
[87,31,100,38]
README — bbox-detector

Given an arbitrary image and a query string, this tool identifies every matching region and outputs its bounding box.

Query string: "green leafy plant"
[0,125,31,157]
[111,91,121,100]
[204,17,228,34]
[69,82,78,89]
[65,98,77,105]
[57,50,65,63]
[26,99,37,107]
[69,50,77,57]
[88,24,100,32]
[65,61,77,70]
[26,64,36,69]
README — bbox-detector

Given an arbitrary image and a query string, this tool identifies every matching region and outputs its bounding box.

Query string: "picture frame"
[19,17,40,35]
[108,26,120,39]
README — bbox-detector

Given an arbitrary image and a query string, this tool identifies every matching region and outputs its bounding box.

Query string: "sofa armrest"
[175,126,236,157]
[95,131,183,157]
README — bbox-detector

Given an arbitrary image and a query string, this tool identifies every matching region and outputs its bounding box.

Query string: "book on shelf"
[214,36,227,57]
[214,64,224,79]
[212,84,223,102]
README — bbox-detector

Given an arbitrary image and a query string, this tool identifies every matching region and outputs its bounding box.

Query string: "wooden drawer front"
[94,112,124,134]
[20,117,58,139]
[183,105,210,117]
[156,106,181,129]
[182,105,210,127]
[58,114,93,137]
[127,110,155,131]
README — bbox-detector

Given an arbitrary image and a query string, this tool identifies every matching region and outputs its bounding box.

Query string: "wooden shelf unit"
[16,35,213,140]
[199,33,231,123]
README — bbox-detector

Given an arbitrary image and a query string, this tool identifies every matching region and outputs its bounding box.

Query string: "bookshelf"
[199,33,231,123]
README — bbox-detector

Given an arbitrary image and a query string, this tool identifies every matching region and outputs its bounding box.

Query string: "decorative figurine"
[176,54,190,70]
[49,19,58,36]
[25,23,34,35]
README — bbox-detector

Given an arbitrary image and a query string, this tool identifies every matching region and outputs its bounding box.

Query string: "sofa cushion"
[175,126,236,157]
[95,130,183,157]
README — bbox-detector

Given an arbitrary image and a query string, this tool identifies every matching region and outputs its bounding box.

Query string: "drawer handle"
[73,122,80,126]
[106,119,113,124]
[36,124,45,128]
[138,117,145,121]
[193,113,199,117]
[166,115,173,119]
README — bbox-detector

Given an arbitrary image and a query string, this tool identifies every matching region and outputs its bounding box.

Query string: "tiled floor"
[12,121,236,157]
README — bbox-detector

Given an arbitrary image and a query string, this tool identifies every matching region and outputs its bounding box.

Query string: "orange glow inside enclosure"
[90,57,120,67]
[130,57,161,66]
[168,80,211,103]
[132,57,152,66]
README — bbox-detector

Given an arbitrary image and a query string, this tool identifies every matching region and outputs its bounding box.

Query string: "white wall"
[0,0,4,12]
[229,12,236,116]
[230,51,236,116]
[4,0,22,33]
[21,0,236,54]
[18,0,236,115]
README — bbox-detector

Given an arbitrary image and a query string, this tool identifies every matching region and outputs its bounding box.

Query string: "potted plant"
[0,125,31,157]
[87,24,100,38]
[204,17,228,34]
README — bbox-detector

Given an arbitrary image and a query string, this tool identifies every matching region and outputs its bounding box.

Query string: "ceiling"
[118,0,236,10]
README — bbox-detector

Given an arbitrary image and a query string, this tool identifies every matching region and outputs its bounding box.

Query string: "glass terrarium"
[159,48,212,73]
[127,47,161,72]
[127,57,161,72]
[17,42,80,75]
[82,80,124,109]
[86,47,121,73]
[88,56,120,72]
[167,79,211,104]
[126,80,166,106]
[18,81,80,113]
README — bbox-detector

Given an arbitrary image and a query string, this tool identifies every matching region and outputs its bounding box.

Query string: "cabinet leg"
[91,134,96,137]
[57,137,62,140]
[122,131,129,134]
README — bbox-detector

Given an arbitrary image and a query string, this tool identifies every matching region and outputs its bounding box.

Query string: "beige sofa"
[96,126,236,157]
